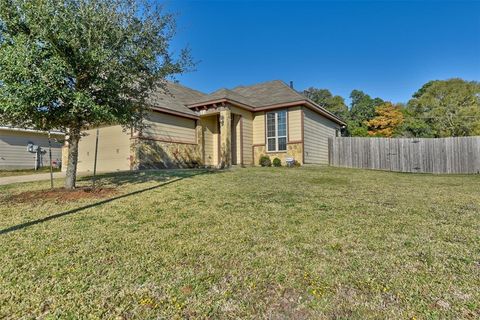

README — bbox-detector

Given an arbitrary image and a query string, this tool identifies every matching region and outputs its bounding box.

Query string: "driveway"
[0,172,69,186]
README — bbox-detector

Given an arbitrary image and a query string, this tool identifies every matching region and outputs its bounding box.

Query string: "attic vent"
[289,81,294,89]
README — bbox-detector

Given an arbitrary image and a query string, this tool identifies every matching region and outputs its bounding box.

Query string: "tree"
[347,90,384,136]
[0,0,191,189]
[365,102,404,137]
[303,87,349,120]
[398,108,435,138]
[407,79,480,137]
[346,120,369,137]
[349,90,384,124]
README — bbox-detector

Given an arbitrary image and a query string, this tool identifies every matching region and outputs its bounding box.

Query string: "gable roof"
[186,80,305,109]
[186,80,345,125]
[146,80,345,125]
[190,88,258,107]
[230,80,305,107]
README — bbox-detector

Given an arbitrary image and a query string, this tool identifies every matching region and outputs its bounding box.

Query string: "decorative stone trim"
[253,142,303,166]
[136,139,202,169]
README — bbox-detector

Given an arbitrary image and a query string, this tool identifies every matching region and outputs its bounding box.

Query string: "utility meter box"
[27,143,39,153]
[285,157,295,167]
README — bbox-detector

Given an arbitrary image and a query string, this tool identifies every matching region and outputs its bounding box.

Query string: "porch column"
[195,120,204,165]
[219,108,231,168]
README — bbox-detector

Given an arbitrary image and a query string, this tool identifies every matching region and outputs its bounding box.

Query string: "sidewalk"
[0,172,69,186]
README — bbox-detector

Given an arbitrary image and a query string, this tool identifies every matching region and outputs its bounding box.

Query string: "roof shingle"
[145,80,344,125]
[145,81,206,116]
[190,88,257,107]
[230,80,305,107]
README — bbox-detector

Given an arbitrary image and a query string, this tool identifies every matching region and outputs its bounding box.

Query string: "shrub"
[272,158,282,167]
[259,155,271,167]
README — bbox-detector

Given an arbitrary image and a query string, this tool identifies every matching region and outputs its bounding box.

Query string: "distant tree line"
[303,78,480,137]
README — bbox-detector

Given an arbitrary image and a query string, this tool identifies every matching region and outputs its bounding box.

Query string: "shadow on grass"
[0,169,216,236]
[78,168,213,187]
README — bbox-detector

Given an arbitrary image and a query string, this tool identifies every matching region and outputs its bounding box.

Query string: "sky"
[164,0,480,104]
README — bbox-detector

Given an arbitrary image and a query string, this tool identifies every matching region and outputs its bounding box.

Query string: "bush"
[272,158,281,167]
[259,155,271,167]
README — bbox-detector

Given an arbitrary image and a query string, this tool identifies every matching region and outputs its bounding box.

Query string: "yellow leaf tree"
[366,102,404,137]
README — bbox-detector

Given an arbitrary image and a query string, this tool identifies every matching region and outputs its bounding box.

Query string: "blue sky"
[165,0,480,104]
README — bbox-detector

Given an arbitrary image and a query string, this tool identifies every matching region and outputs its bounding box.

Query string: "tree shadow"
[0,169,216,236]
[137,140,202,170]
[78,168,217,188]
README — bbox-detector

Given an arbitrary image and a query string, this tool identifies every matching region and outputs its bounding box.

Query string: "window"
[266,110,287,152]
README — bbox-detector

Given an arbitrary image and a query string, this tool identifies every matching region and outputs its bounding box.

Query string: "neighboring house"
[72,80,345,172]
[0,127,64,170]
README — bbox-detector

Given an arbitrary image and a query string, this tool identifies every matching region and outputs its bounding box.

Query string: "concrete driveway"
[0,172,68,186]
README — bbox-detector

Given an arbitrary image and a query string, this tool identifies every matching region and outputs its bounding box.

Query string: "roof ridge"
[190,87,258,107]
[230,79,284,91]
[210,88,231,94]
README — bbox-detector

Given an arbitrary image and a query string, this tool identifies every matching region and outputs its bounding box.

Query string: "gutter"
[149,106,200,120]
[0,126,65,135]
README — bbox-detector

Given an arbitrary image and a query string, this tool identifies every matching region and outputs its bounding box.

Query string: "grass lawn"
[0,167,479,319]
[0,167,61,177]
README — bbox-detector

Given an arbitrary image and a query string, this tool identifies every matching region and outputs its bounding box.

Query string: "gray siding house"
[0,127,64,170]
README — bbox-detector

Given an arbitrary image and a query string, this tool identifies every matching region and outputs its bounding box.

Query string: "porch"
[198,107,245,168]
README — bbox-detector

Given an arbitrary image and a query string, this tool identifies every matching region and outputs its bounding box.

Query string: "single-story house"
[72,80,345,172]
[0,126,64,170]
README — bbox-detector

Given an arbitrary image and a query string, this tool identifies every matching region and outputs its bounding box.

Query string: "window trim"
[265,109,288,152]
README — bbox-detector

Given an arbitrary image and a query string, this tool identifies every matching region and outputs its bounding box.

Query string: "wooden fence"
[328,137,480,174]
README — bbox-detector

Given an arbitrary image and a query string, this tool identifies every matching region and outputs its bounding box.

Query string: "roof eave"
[303,100,347,126]
[187,98,256,112]
[255,100,346,126]
[187,97,346,126]
[0,126,65,135]
[148,105,199,120]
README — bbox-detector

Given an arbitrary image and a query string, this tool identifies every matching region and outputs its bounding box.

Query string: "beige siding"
[143,111,196,143]
[303,108,340,164]
[230,106,253,165]
[288,106,302,142]
[252,111,265,145]
[252,107,302,147]
[77,125,131,172]
[201,115,218,166]
[0,130,63,170]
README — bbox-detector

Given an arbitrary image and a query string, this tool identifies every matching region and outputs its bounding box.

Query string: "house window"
[266,110,287,152]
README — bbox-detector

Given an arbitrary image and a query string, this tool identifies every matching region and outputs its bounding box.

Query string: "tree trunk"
[65,128,81,190]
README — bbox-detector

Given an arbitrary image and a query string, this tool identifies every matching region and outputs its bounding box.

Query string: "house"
[72,80,345,172]
[0,126,64,170]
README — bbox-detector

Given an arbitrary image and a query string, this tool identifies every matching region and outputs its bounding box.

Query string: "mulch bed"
[3,187,117,204]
